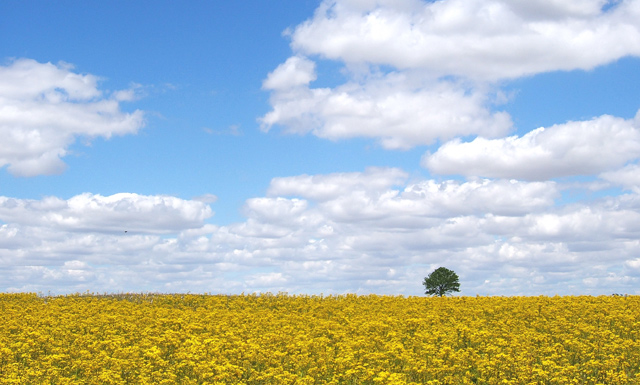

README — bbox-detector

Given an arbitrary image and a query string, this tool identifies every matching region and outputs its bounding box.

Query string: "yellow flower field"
[0,293,638,384]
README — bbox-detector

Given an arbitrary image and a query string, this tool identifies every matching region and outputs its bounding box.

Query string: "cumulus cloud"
[0,193,213,234]
[600,163,640,192]
[263,56,317,90]
[290,0,640,80]
[261,0,640,149]
[267,167,407,201]
[0,58,145,176]
[269,169,557,222]
[423,113,640,180]
[261,71,512,149]
[3,168,638,295]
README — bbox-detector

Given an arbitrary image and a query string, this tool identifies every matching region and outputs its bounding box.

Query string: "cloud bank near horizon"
[1,167,640,295]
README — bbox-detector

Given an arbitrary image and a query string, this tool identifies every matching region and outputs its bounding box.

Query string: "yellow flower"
[0,293,638,384]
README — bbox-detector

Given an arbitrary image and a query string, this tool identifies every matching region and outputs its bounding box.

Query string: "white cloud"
[261,70,512,149]
[192,194,218,204]
[626,258,640,271]
[398,178,558,217]
[600,163,640,192]
[290,0,640,80]
[0,58,145,177]
[4,168,638,295]
[423,113,640,180]
[267,167,407,201]
[263,56,317,90]
[243,197,310,224]
[266,168,555,226]
[261,0,640,149]
[0,193,213,234]
[246,272,288,288]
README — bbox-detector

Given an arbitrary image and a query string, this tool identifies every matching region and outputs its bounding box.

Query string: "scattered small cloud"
[193,194,218,204]
[203,124,243,136]
[111,83,145,102]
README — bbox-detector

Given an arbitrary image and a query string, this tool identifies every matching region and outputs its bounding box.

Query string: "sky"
[1,0,640,296]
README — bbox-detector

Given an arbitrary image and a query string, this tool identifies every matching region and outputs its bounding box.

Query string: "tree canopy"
[423,267,460,297]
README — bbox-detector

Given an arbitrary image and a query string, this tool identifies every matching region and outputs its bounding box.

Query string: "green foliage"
[423,267,460,297]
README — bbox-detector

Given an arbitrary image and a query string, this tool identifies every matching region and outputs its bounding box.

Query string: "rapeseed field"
[0,293,638,384]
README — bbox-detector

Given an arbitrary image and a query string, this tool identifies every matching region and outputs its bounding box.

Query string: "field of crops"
[0,293,638,384]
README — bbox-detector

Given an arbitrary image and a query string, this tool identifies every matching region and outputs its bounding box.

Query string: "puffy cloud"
[261,0,640,149]
[398,178,558,217]
[266,168,558,225]
[0,193,213,234]
[246,272,288,288]
[261,70,512,149]
[483,205,640,245]
[243,197,309,223]
[0,59,145,176]
[290,0,640,80]
[600,163,640,192]
[4,168,638,295]
[262,56,317,90]
[423,113,640,180]
[267,167,407,201]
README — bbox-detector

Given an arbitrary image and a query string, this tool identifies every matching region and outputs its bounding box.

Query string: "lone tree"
[423,267,460,296]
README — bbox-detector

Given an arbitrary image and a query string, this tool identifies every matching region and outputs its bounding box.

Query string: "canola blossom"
[0,293,638,384]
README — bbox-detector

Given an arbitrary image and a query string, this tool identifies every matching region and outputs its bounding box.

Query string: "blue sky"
[1,0,640,296]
